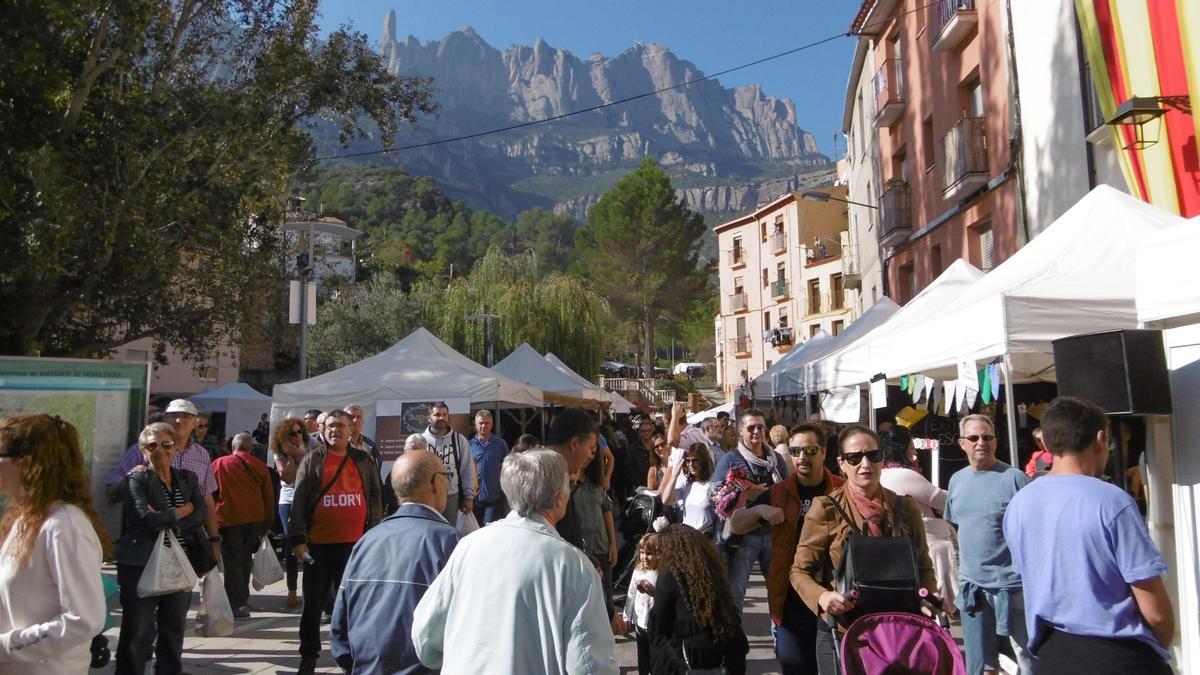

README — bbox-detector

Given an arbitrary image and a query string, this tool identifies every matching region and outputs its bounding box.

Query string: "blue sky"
[316,0,859,159]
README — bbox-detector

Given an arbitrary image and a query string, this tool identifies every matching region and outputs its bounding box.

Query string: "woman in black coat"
[649,524,749,674]
[114,422,208,675]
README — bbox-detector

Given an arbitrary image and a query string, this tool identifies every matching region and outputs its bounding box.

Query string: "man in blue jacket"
[331,449,461,674]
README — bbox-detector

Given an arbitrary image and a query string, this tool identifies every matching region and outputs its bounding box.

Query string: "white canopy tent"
[806,260,985,393]
[750,330,832,399]
[776,298,902,397]
[493,343,610,410]
[609,393,635,415]
[191,382,271,436]
[869,186,1185,382]
[1135,218,1200,669]
[543,352,618,408]
[270,327,544,435]
[687,401,733,425]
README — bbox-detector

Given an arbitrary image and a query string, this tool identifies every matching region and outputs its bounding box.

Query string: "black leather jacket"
[115,467,207,566]
[287,445,382,548]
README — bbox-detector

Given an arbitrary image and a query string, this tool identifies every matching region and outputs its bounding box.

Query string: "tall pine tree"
[575,157,706,376]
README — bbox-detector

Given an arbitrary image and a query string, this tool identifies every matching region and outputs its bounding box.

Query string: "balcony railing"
[770,230,787,253]
[939,117,988,201]
[728,292,748,313]
[840,231,862,289]
[729,336,751,355]
[728,248,745,268]
[931,0,978,52]
[872,58,904,127]
[771,279,788,299]
[879,180,913,246]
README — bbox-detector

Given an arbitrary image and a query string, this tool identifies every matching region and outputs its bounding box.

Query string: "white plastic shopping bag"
[195,570,235,637]
[251,536,285,590]
[456,511,480,535]
[137,529,198,597]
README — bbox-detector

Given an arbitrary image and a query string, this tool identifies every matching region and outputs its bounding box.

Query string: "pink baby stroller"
[836,611,965,675]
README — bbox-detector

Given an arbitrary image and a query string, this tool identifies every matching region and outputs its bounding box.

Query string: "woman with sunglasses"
[878,427,958,615]
[645,434,670,491]
[0,414,111,674]
[658,442,716,535]
[272,417,310,607]
[791,425,936,675]
[115,422,208,675]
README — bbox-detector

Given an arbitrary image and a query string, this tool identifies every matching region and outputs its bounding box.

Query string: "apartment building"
[713,189,856,401]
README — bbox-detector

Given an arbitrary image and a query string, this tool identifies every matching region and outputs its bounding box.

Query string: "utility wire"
[315,4,932,161]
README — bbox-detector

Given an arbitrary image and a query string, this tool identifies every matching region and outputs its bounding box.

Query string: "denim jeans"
[727,527,772,612]
[776,590,820,674]
[960,585,1033,675]
[115,563,191,675]
[472,497,509,526]
[278,502,298,592]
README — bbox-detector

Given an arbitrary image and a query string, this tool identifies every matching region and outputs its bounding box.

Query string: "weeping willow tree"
[308,247,608,378]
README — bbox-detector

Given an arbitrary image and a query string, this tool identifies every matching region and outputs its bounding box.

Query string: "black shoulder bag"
[306,452,351,523]
[825,494,920,623]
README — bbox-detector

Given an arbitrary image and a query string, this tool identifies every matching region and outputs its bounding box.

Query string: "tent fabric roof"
[687,401,733,425]
[869,185,1185,381]
[807,259,985,392]
[766,297,903,397]
[751,330,832,398]
[192,382,270,403]
[272,327,544,411]
[493,344,609,409]
[1136,217,1200,325]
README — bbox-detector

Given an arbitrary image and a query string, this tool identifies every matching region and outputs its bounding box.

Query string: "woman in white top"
[271,417,309,607]
[658,442,717,535]
[0,414,110,674]
[877,427,958,614]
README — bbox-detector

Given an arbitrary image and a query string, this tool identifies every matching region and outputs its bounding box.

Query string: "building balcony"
[728,291,748,313]
[872,58,904,128]
[839,231,862,289]
[763,326,794,350]
[931,0,978,52]
[771,279,789,300]
[878,180,913,247]
[728,336,752,356]
[939,117,988,202]
[770,230,787,254]
[728,248,746,268]
[805,292,832,317]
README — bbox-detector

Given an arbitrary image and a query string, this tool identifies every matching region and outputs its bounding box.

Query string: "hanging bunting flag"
[870,376,888,409]
[981,367,993,405]
[966,386,979,410]
[945,380,958,415]
[900,375,908,391]
[990,363,1001,400]
[924,377,935,403]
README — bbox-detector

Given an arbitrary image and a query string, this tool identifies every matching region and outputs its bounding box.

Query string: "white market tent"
[543,352,618,408]
[807,260,985,393]
[609,393,636,415]
[687,401,733,425]
[868,185,1185,383]
[270,327,544,433]
[751,330,833,398]
[493,343,610,410]
[1136,217,1200,325]
[191,382,271,436]
[770,297,903,398]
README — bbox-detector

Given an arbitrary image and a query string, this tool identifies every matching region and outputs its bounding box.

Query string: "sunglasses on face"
[788,445,822,457]
[290,429,304,436]
[962,434,997,443]
[745,424,767,432]
[196,424,208,430]
[841,449,884,466]
[143,440,176,451]
[653,442,667,449]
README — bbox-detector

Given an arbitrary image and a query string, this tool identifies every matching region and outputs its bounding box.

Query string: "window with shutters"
[764,311,771,331]
[832,320,845,336]
[923,116,935,170]
[931,244,943,275]
[976,221,996,271]
[831,274,844,309]
[966,76,984,117]
[736,317,746,338]
[763,268,770,287]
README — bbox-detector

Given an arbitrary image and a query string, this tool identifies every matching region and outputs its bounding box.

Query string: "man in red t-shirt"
[288,410,382,675]
[211,432,275,618]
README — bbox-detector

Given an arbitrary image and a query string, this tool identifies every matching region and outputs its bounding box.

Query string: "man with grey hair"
[470,409,510,525]
[945,413,1033,675]
[331,450,460,674]
[344,404,380,470]
[211,431,275,619]
[413,450,617,674]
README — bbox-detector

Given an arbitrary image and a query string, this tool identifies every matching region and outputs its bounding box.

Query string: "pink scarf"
[846,487,886,537]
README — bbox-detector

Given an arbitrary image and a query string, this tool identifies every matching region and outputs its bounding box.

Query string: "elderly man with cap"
[105,398,222,558]
[211,432,276,619]
[330,449,461,673]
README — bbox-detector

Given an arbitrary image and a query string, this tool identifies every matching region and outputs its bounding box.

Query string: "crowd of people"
[0,392,1177,675]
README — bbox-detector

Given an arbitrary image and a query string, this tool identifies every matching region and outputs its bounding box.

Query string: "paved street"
[94,564,781,674]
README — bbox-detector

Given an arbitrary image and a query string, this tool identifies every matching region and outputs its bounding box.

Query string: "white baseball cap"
[164,399,198,416]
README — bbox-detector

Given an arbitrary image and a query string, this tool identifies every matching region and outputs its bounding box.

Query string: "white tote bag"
[251,536,285,590]
[137,529,198,598]
[456,511,480,535]
[195,570,235,637]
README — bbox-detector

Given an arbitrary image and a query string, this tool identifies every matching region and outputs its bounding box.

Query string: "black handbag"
[825,495,920,623]
[180,526,218,576]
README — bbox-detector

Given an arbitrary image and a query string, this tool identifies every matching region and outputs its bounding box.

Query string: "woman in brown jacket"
[789,425,937,675]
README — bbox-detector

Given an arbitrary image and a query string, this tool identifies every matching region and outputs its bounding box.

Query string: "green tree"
[0,0,435,359]
[574,157,707,375]
[308,248,609,378]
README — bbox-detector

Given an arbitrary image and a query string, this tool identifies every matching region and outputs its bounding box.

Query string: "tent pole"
[1002,353,1019,466]
[868,384,877,429]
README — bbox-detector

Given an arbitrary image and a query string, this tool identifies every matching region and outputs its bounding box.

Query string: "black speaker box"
[1052,329,1172,415]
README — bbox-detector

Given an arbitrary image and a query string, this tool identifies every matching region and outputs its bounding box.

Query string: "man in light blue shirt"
[1004,396,1173,674]
[945,414,1032,675]
[469,409,510,525]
